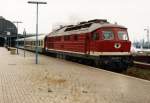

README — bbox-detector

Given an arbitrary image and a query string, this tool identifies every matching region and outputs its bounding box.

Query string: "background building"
[0,16,17,47]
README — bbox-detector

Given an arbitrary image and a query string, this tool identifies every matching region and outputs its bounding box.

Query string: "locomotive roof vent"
[67,25,74,27]
[88,19,108,24]
[64,19,110,32]
[65,23,92,31]
[79,21,87,24]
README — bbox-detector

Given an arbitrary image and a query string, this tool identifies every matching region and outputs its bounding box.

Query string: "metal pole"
[4,37,6,47]
[144,28,150,49]
[17,23,19,54]
[13,21,23,55]
[36,3,39,64]
[28,1,47,64]
[8,37,9,47]
[147,29,149,49]
[23,28,26,58]
[10,36,11,47]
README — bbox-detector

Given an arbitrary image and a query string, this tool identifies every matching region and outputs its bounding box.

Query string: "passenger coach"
[17,35,46,53]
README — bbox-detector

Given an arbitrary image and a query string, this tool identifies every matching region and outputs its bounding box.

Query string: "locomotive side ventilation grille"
[65,19,109,32]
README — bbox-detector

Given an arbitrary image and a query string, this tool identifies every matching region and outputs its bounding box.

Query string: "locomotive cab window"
[103,31,114,40]
[92,32,99,40]
[118,31,128,40]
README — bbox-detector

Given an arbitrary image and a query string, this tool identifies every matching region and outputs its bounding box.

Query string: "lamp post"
[7,31,11,47]
[28,1,47,64]
[144,28,150,49]
[13,21,23,55]
[6,28,14,47]
[23,28,26,58]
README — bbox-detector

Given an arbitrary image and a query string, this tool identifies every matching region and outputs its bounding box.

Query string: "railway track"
[134,61,150,69]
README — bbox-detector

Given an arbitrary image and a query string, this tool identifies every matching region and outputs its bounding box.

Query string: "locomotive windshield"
[103,31,114,40]
[118,31,128,40]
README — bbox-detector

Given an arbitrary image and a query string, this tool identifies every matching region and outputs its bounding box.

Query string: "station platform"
[0,47,150,103]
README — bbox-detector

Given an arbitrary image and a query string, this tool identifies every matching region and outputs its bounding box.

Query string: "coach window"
[39,41,41,46]
[92,32,99,40]
[103,31,114,40]
[38,41,40,46]
[41,41,43,46]
[34,41,35,45]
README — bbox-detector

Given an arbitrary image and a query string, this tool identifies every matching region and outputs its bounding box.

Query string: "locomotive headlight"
[114,43,121,49]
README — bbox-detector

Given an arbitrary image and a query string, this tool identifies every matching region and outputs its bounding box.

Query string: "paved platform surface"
[0,47,150,103]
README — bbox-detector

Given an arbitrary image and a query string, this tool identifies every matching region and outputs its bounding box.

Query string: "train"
[17,35,45,52]
[17,19,133,72]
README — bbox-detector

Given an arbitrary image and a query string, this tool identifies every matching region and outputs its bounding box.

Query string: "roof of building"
[0,17,17,37]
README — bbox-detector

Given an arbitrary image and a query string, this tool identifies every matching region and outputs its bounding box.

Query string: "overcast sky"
[0,0,150,41]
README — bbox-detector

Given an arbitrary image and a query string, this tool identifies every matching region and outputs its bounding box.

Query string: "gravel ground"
[124,67,150,81]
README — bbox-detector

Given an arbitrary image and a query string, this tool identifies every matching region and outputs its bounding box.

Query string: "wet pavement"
[0,47,150,103]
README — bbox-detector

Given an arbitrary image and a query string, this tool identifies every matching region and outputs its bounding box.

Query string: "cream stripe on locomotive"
[47,49,85,55]
[47,48,131,56]
[90,51,131,56]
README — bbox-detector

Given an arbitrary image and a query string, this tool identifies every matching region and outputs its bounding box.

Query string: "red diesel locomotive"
[45,19,132,71]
